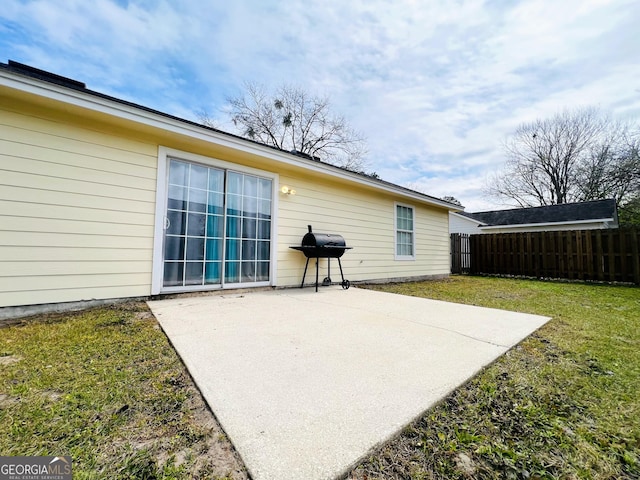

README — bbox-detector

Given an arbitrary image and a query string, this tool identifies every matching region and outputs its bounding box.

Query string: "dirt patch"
[115,367,249,479]
[0,393,19,407]
[134,311,155,321]
[455,452,477,476]
[195,434,248,479]
[113,301,151,313]
[175,386,249,479]
[0,355,21,366]
[42,390,63,402]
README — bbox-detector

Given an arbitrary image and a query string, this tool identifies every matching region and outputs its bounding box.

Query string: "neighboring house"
[449,211,489,235]
[450,199,619,235]
[0,60,460,310]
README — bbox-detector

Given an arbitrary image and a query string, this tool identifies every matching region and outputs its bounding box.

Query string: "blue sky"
[2,0,639,211]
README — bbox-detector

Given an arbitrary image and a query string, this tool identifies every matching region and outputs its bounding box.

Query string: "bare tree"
[441,196,463,206]
[487,107,639,208]
[577,129,640,203]
[219,82,367,171]
[197,110,219,129]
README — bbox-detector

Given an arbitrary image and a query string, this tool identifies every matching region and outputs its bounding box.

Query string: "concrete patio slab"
[147,287,549,480]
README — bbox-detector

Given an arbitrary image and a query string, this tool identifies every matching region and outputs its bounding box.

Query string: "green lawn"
[0,303,247,480]
[349,276,640,479]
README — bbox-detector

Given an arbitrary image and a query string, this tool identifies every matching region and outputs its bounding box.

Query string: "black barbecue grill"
[289,225,352,291]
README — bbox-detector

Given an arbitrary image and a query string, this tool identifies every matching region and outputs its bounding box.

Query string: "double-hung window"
[395,204,415,260]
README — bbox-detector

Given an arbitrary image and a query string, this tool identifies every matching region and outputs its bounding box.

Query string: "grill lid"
[302,224,346,248]
[302,234,345,248]
[290,225,352,258]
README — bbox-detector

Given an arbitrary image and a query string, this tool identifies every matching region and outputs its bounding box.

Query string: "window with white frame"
[395,204,415,259]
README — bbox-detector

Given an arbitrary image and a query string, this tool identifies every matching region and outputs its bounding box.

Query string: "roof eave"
[0,67,461,211]
[478,218,615,230]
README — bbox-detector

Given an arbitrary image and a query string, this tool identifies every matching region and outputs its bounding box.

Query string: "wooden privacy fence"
[450,233,471,274]
[451,229,640,284]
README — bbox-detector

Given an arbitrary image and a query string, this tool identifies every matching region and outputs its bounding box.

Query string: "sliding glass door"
[162,158,272,289]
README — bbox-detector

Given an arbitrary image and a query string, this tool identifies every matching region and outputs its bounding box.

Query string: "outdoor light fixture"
[280,185,296,195]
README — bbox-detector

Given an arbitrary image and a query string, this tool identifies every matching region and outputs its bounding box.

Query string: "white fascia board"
[0,69,460,211]
[478,218,614,230]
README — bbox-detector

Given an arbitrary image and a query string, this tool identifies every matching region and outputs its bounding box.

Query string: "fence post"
[525,233,532,273]
[631,229,640,285]
[547,232,556,278]
[576,231,584,280]
[595,230,604,281]
[450,233,457,274]
[620,230,628,282]
[585,231,594,280]
[469,234,478,274]
[608,230,616,282]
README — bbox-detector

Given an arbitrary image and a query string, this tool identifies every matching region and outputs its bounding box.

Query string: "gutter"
[478,218,615,231]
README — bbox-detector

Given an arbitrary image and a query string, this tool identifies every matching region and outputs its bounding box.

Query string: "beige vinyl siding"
[1,91,451,307]
[2,284,151,308]
[275,171,450,286]
[0,105,157,307]
[0,231,152,249]
[0,246,147,262]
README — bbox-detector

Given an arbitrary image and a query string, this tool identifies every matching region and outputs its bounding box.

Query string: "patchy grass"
[0,303,247,480]
[350,276,640,479]
[3,278,638,479]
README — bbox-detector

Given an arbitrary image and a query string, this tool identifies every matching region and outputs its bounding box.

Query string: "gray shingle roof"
[461,199,618,226]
